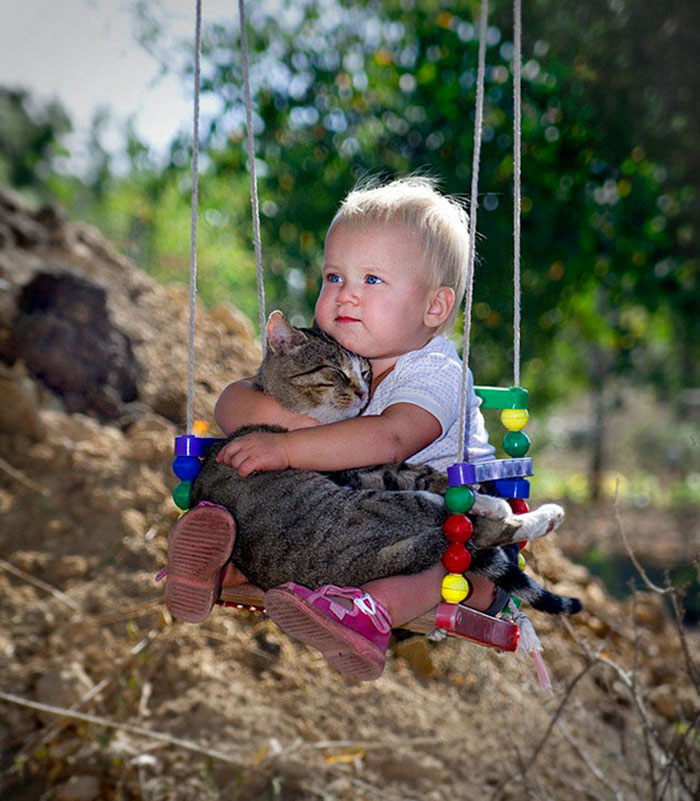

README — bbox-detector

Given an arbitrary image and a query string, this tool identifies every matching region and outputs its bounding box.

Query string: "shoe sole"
[165,506,235,623]
[264,587,385,681]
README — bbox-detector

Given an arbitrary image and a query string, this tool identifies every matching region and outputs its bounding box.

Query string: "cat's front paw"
[516,503,565,542]
[470,492,511,521]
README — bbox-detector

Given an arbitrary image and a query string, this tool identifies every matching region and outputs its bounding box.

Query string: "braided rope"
[238,0,267,353]
[186,0,203,436]
[513,0,522,387]
[456,0,489,463]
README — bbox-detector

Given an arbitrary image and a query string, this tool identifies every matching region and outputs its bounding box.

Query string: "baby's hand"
[216,432,290,476]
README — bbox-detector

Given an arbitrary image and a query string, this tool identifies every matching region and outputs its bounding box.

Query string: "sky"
[2,0,233,164]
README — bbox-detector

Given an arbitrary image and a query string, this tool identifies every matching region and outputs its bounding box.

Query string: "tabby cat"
[190,312,581,616]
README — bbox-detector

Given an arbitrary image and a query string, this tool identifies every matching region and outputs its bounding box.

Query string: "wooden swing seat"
[217,582,520,650]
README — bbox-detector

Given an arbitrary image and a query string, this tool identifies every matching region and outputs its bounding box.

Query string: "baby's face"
[315,220,439,374]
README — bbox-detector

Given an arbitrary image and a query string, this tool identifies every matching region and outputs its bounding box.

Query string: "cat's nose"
[356,389,368,404]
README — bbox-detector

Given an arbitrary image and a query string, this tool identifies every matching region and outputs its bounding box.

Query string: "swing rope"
[457,0,524,464]
[456,0,489,464]
[185,0,203,437]
[186,0,523,458]
[513,0,522,388]
[184,0,267,435]
[238,0,267,354]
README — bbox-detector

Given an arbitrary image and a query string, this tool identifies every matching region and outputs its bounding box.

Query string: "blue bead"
[172,455,201,481]
[491,477,530,498]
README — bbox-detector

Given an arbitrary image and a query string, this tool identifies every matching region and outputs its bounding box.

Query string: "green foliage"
[189,0,696,397]
[1,0,697,409]
[0,88,71,192]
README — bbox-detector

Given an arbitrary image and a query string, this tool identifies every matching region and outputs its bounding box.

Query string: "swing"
[169,0,537,653]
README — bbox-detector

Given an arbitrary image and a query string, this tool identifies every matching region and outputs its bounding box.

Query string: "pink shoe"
[165,503,235,623]
[263,583,392,681]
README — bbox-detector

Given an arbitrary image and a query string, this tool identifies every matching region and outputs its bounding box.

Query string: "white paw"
[471,492,510,520]
[517,503,565,541]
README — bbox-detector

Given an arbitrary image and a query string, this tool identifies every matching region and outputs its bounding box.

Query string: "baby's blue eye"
[326,273,342,284]
[366,274,382,285]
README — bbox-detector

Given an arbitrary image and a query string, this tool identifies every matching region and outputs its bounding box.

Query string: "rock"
[33,663,94,723]
[394,636,437,678]
[648,685,678,719]
[373,753,447,783]
[9,270,141,420]
[634,595,669,633]
[150,386,186,425]
[210,303,256,341]
[50,555,91,583]
[54,775,101,801]
[0,364,46,440]
[121,508,147,537]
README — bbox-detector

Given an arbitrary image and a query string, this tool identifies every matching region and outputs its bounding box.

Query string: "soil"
[0,188,697,801]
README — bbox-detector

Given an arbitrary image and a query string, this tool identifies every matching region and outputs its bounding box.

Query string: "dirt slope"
[0,189,696,801]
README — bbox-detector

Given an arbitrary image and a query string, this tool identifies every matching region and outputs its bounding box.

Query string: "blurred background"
[1,0,698,602]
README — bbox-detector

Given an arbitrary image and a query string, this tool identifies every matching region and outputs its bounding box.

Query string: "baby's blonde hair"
[330,176,470,335]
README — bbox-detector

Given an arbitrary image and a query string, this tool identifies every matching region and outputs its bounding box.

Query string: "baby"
[167,177,508,680]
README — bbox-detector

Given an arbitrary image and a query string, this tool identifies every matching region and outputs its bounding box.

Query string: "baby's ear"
[266,310,306,354]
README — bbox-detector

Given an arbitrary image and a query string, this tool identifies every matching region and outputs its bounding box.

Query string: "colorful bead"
[503,430,531,457]
[517,552,527,571]
[442,543,472,573]
[474,386,529,410]
[444,486,475,514]
[441,573,470,604]
[508,498,530,515]
[172,455,202,481]
[493,477,530,498]
[510,595,522,609]
[500,408,529,431]
[443,514,473,542]
[517,540,528,550]
[172,481,192,510]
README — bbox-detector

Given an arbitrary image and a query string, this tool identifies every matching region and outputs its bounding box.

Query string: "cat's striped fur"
[191,314,581,615]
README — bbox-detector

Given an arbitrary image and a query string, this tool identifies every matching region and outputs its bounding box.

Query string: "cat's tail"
[471,549,583,616]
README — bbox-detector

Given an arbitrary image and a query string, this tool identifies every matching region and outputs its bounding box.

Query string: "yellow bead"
[501,408,529,431]
[441,573,470,604]
[518,552,527,571]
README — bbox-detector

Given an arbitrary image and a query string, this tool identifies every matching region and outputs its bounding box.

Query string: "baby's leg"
[363,566,499,627]
[221,563,250,587]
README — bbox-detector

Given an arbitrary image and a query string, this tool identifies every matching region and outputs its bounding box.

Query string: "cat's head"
[256,311,371,424]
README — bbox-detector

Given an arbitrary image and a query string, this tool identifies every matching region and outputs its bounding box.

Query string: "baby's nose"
[337,284,359,304]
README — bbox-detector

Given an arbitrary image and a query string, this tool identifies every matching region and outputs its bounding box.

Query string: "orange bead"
[443,514,473,542]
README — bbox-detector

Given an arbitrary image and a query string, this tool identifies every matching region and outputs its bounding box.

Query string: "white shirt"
[362,336,495,472]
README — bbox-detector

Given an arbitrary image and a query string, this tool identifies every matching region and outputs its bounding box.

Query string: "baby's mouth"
[335,315,360,323]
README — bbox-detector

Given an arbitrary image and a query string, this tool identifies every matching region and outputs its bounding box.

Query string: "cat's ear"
[266,310,306,354]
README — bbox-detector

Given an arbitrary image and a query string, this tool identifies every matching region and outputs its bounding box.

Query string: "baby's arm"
[215,379,319,434]
[217,403,441,475]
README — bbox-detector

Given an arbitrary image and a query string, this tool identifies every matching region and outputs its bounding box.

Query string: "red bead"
[508,498,530,515]
[517,540,528,550]
[442,543,472,573]
[443,514,473,542]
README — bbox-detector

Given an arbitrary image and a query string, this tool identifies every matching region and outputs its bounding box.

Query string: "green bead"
[444,486,475,513]
[503,430,531,457]
[510,595,522,609]
[172,481,192,510]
